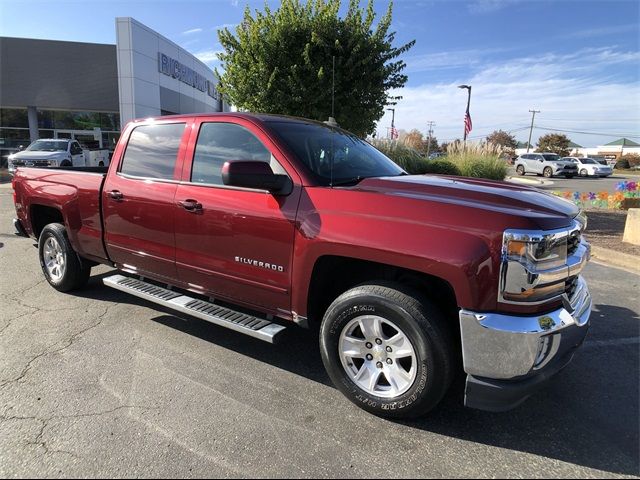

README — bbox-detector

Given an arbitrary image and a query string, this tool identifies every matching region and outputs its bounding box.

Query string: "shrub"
[444,141,508,181]
[371,138,507,179]
[615,159,630,170]
[619,153,640,169]
[420,160,461,176]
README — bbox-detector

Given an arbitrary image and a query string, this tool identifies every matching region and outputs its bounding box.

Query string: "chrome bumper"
[460,275,591,381]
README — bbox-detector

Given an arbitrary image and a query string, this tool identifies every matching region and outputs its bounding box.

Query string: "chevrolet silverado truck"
[12,113,592,418]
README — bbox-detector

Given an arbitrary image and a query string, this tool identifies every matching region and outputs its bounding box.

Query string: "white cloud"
[182,28,203,35]
[376,47,640,146]
[467,0,521,14]
[195,49,224,67]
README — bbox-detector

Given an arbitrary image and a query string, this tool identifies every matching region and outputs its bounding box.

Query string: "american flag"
[391,126,399,140]
[464,110,472,137]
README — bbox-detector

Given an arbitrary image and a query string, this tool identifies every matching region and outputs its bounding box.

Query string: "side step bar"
[103,274,286,344]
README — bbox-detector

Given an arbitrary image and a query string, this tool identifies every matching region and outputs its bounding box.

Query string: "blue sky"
[1,0,639,146]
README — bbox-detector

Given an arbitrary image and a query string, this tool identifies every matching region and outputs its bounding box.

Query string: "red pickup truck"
[12,113,592,418]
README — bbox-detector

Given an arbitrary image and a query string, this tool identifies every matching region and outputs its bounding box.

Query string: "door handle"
[107,190,124,201]
[178,199,203,212]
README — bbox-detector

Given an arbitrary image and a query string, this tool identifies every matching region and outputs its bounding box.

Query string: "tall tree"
[536,133,572,157]
[486,130,517,150]
[216,0,415,136]
[403,129,425,151]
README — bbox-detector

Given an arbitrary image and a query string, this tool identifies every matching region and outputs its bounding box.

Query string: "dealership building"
[0,17,228,158]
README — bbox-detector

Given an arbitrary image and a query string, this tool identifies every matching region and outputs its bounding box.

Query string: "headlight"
[500,219,587,304]
[48,159,59,166]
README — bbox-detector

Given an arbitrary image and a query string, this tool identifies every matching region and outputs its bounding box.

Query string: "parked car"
[7,138,109,175]
[515,152,578,178]
[12,113,592,418]
[428,152,446,160]
[561,157,613,177]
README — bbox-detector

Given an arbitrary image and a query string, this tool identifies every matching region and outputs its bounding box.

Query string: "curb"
[590,245,640,275]
[505,176,554,187]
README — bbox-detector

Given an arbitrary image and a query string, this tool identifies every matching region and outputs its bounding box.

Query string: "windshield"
[542,154,560,162]
[26,140,68,152]
[268,121,404,185]
[582,158,598,164]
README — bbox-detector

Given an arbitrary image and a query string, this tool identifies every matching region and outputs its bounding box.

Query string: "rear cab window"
[119,123,186,179]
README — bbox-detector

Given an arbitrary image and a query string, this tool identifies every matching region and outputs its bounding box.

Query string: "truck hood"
[355,175,579,230]
[11,151,67,161]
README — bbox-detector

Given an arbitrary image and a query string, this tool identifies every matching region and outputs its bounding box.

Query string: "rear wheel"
[319,282,453,419]
[543,167,553,178]
[516,165,525,176]
[38,223,91,292]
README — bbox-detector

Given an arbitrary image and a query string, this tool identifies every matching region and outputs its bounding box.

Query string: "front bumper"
[459,275,591,411]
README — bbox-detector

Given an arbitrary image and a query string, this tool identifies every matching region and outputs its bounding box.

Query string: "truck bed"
[12,167,110,264]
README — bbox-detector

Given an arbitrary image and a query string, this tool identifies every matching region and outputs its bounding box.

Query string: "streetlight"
[458,85,472,141]
[386,108,396,139]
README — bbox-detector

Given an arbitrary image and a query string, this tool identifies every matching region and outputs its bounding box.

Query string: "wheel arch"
[305,255,460,327]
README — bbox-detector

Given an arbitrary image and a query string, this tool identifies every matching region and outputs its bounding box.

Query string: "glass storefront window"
[0,128,31,149]
[0,109,29,129]
[102,131,121,151]
[38,129,55,138]
[35,110,120,131]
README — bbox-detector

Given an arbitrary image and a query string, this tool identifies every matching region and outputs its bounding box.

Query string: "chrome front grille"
[565,275,579,299]
[567,231,581,256]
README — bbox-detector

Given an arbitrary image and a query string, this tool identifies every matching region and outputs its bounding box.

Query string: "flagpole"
[458,84,472,142]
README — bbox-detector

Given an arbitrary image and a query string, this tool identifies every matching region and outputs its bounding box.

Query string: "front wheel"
[319,283,453,419]
[516,165,525,176]
[580,169,588,177]
[543,167,553,178]
[38,223,91,292]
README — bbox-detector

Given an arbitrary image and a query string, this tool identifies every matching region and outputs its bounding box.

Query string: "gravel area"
[585,209,640,257]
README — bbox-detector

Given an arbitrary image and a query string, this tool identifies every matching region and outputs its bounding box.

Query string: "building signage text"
[158,53,220,101]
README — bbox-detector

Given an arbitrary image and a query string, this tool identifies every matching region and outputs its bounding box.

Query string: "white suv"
[561,157,613,177]
[515,152,578,178]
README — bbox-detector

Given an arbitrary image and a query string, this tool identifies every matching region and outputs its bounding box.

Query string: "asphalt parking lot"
[507,167,637,193]
[0,183,639,478]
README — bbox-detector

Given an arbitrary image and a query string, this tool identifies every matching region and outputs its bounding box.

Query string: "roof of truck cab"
[130,112,325,125]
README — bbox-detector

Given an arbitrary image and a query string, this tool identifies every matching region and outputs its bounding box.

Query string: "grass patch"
[371,139,508,180]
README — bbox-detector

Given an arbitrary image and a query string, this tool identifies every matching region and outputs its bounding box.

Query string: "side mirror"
[222,161,292,195]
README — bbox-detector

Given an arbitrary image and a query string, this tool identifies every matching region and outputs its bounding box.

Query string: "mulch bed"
[585,209,640,257]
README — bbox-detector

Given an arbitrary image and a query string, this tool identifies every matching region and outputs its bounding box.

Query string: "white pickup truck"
[7,138,110,174]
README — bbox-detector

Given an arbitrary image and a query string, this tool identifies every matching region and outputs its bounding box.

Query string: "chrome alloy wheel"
[43,236,66,281]
[339,315,418,398]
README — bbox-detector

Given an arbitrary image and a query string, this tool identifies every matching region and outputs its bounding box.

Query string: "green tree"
[216,0,415,136]
[536,133,572,157]
[486,130,517,150]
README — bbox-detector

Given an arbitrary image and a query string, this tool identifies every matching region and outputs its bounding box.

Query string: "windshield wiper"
[330,176,367,187]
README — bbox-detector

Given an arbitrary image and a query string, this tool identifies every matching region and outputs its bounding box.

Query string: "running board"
[103,274,286,344]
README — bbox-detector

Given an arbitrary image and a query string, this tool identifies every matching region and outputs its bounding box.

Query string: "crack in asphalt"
[2,404,158,460]
[0,304,116,388]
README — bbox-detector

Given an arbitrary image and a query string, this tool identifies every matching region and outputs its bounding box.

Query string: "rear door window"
[120,123,186,179]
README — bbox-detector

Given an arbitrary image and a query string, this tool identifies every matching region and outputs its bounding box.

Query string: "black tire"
[580,169,588,177]
[60,160,72,167]
[319,282,454,419]
[38,223,91,292]
[516,165,525,176]
[565,174,575,179]
[543,167,553,178]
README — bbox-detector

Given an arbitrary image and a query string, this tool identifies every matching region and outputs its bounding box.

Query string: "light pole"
[387,108,396,139]
[458,85,472,141]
